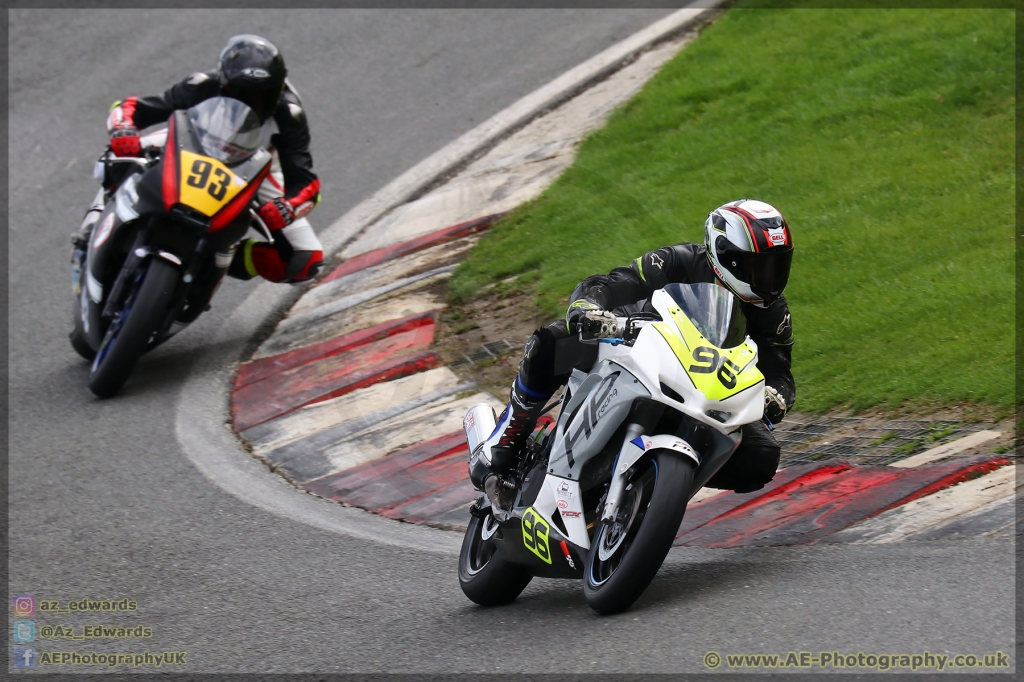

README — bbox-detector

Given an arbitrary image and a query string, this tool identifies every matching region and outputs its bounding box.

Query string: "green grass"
[449,8,1014,412]
[890,423,960,457]
[870,431,899,447]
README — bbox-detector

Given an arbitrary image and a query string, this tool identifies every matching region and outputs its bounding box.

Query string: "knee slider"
[747,444,781,483]
[283,250,323,283]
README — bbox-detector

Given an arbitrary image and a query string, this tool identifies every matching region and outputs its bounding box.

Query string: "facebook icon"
[13,646,36,668]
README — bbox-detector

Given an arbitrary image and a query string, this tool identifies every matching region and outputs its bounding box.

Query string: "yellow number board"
[521,507,552,564]
[653,304,763,402]
[178,150,247,216]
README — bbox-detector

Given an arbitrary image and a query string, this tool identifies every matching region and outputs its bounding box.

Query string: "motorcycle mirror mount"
[248,207,275,243]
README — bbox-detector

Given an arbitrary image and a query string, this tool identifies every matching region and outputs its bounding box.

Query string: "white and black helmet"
[704,199,793,307]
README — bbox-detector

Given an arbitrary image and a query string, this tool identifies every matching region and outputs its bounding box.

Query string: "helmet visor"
[717,240,793,304]
[223,82,279,123]
[188,97,263,164]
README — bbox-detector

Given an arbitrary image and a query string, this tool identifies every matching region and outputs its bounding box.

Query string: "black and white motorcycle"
[459,282,767,614]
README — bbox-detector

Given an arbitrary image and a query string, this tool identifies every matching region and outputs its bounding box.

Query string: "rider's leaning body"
[83,34,323,284]
[470,199,796,500]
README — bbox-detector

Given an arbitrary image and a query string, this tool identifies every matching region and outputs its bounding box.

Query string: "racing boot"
[71,188,106,250]
[469,378,550,508]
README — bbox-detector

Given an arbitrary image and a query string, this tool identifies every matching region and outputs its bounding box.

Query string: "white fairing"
[614,434,700,479]
[86,271,104,304]
[140,129,168,149]
[532,477,588,547]
[599,289,764,435]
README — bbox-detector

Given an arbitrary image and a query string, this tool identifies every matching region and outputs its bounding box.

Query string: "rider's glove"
[110,128,142,157]
[582,310,620,339]
[764,384,789,423]
[106,99,142,157]
[258,198,296,230]
[567,300,619,339]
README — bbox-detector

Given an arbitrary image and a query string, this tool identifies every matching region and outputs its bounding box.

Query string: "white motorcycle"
[459,281,767,614]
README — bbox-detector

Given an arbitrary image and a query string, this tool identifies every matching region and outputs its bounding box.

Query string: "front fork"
[601,423,646,525]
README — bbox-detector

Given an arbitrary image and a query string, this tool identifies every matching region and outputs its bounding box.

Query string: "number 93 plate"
[178,150,247,216]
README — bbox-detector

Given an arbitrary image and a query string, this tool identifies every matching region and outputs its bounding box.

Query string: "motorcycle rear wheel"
[88,259,178,398]
[583,450,695,615]
[459,512,532,606]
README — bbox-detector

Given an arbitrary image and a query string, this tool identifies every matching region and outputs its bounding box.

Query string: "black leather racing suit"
[127,71,319,206]
[519,242,796,493]
[116,72,322,282]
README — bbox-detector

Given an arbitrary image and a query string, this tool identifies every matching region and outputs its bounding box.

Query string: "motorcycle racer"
[76,34,323,284]
[471,199,796,501]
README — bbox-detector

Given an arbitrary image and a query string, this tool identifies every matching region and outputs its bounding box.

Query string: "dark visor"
[224,84,275,123]
[717,239,793,303]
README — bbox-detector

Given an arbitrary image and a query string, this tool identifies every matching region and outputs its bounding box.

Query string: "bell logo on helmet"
[766,227,787,246]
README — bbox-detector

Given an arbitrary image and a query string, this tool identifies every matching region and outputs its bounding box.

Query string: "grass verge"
[449,7,1014,413]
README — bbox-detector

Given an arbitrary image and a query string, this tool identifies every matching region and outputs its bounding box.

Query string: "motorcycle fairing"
[486,500,585,579]
[653,299,763,402]
[546,362,652,480]
[622,290,766,434]
[162,111,272,232]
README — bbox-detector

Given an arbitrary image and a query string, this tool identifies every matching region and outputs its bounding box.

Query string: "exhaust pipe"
[463,403,497,464]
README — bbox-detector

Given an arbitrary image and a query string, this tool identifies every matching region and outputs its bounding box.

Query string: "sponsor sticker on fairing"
[556,481,572,499]
[557,499,568,510]
[93,214,115,247]
[560,510,581,518]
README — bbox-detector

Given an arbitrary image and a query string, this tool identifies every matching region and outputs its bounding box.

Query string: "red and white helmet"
[704,199,793,307]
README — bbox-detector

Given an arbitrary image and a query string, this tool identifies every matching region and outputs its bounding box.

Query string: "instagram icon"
[12,594,35,617]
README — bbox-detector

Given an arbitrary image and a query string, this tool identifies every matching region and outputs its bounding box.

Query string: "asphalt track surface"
[9,9,1015,674]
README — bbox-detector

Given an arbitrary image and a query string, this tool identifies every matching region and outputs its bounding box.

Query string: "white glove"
[764,385,788,422]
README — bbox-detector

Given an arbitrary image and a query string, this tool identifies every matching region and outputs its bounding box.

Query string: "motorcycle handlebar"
[105,156,150,166]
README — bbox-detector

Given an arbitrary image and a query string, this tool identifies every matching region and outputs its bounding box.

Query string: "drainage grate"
[449,339,516,369]
[774,416,999,466]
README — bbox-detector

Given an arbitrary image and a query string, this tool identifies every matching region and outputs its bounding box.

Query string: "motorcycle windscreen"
[663,282,742,347]
[188,97,263,165]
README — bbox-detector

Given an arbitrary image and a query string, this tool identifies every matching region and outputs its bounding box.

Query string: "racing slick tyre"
[88,258,178,398]
[69,325,96,361]
[584,450,695,615]
[459,511,533,606]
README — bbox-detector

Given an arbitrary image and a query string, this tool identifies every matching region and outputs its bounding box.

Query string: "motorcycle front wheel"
[88,258,178,398]
[583,450,695,615]
[458,511,532,606]
[69,325,96,361]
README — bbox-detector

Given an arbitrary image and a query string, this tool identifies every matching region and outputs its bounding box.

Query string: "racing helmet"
[704,199,793,307]
[218,35,286,123]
